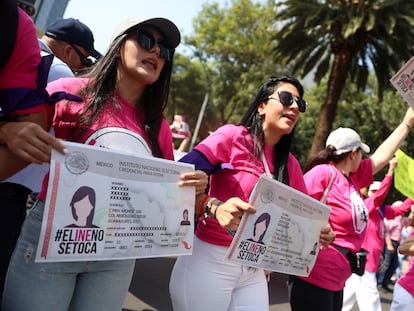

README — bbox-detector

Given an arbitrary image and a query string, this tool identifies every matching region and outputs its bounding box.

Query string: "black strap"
[0,0,18,69]
[331,244,350,257]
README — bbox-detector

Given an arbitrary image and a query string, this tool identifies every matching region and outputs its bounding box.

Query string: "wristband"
[404,122,412,130]
[205,197,217,217]
[213,201,223,219]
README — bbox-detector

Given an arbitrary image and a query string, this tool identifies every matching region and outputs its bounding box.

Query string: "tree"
[273,0,414,164]
[168,53,213,141]
[185,0,286,128]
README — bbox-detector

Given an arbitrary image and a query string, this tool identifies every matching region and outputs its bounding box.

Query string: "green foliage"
[293,76,414,202]
[183,0,288,131]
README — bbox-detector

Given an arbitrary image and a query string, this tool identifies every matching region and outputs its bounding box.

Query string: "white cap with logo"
[368,181,382,192]
[326,127,370,155]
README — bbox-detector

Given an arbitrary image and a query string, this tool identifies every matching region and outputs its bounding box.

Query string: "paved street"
[123,257,394,311]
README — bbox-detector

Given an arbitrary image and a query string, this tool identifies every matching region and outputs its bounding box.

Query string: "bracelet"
[213,201,223,219]
[404,122,412,130]
[205,197,217,218]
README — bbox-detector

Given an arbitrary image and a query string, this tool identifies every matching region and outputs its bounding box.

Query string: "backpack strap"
[0,0,18,69]
[320,165,335,204]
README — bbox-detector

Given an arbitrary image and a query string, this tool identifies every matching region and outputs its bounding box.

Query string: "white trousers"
[390,283,414,311]
[342,271,381,311]
[169,237,269,311]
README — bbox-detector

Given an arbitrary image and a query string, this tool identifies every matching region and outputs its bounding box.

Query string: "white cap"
[326,127,370,155]
[369,181,381,192]
[111,17,181,48]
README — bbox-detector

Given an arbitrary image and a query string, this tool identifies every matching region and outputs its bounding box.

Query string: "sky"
[63,0,224,56]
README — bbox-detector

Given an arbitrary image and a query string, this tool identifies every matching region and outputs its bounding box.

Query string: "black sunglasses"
[268,91,307,113]
[71,44,94,68]
[135,30,173,62]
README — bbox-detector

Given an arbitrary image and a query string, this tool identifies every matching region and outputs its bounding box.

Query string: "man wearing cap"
[39,18,102,80]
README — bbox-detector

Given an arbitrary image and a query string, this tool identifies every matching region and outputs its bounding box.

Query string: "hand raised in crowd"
[0,121,65,164]
[213,197,256,231]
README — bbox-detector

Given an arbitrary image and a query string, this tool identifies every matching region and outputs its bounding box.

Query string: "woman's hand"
[319,224,335,249]
[213,197,255,231]
[178,170,208,195]
[1,121,64,164]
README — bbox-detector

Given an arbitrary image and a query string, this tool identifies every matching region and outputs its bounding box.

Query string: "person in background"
[290,109,414,311]
[396,210,414,279]
[2,16,207,311]
[169,76,335,311]
[0,0,64,302]
[342,158,413,311]
[0,16,102,300]
[39,18,102,79]
[380,210,406,292]
[390,224,414,311]
[170,114,191,152]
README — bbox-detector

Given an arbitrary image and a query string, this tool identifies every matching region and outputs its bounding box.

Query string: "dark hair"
[70,186,96,226]
[253,212,271,243]
[239,76,304,185]
[69,27,175,158]
[304,145,351,173]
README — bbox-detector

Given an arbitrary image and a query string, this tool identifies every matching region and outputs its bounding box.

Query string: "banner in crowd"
[225,175,330,277]
[36,142,195,262]
[390,56,414,109]
[395,149,414,199]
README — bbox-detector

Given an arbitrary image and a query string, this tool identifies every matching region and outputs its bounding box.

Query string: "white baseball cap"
[368,181,381,192]
[326,127,370,155]
[111,17,181,48]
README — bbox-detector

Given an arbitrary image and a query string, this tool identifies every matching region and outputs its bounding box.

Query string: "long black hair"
[69,26,175,158]
[239,76,304,185]
[304,146,351,173]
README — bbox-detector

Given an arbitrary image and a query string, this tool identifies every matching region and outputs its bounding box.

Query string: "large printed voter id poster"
[225,175,330,277]
[36,141,195,262]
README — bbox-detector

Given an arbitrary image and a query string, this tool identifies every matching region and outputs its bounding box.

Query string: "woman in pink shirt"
[342,158,413,311]
[2,17,207,311]
[289,109,414,311]
[170,76,335,311]
[390,227,414,311]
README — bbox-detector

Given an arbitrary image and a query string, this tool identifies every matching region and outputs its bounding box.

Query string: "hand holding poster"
[225,175,330,277]
[36,142,195,262]
[390,56,414,109]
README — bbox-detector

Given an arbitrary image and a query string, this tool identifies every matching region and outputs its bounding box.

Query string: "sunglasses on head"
[134,30,173,62]
[268,91,307,112]
[71,44,94,68]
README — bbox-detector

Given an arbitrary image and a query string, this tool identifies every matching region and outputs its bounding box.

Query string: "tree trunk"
[305,50,353,166]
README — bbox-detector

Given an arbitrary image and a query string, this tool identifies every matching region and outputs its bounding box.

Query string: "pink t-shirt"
[362,175,392,272]
[194,124,307,246]
[364,185,412,273]
[299,160,373,290]
[386,214,404,242]
[0,8,45,115]
[397,231,414,297]
[0,8,39,89]
[37,77,173,200]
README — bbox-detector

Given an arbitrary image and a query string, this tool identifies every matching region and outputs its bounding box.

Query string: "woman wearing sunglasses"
[169,76,335,310]
[289,109,414,311]
[2,17,208,311]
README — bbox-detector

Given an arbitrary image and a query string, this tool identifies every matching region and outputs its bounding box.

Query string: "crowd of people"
[1,2,414,311]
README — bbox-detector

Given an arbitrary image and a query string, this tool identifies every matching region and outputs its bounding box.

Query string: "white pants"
[169,237,269,311]
[342,271,381,311]
[390,283,414,311]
